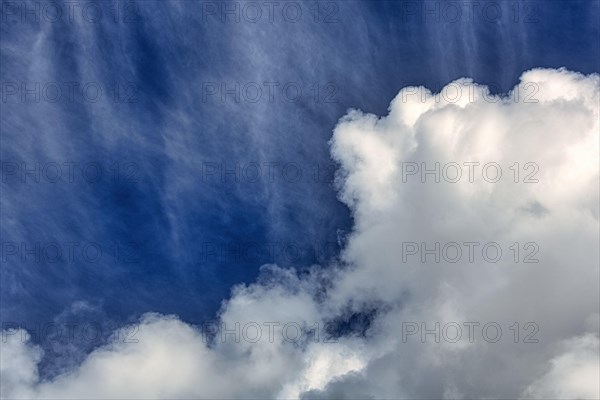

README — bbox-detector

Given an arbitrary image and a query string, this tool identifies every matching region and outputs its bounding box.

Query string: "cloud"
[318,67,600,398]
[1,269,365,399]
[2,68,598,399]
[523,333,600,399]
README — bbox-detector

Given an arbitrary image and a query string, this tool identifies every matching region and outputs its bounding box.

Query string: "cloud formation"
[2,68,598,399]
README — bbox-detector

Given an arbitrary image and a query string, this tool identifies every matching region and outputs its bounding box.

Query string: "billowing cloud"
[523,333,600,399]
[2,68,598,399]
[317,67,599,398]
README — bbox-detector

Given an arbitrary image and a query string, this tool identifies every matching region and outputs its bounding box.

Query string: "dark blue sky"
[1,0,599,377]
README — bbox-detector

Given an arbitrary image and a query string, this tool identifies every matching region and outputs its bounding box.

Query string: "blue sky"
[1,1,599,398]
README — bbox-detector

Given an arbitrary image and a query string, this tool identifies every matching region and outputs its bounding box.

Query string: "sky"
[1,1,599,398]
